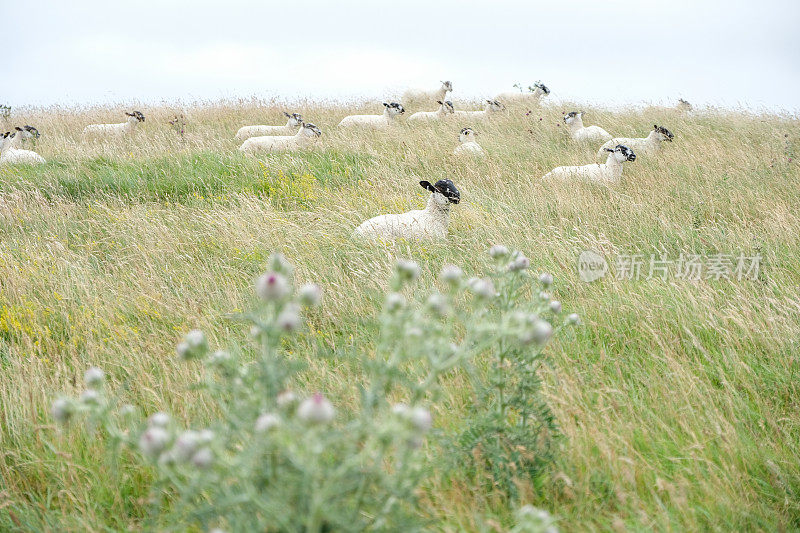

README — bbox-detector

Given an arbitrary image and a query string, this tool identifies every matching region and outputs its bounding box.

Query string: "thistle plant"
[48,248,575,531]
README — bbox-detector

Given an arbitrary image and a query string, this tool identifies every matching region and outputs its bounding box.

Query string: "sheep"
[14,125,40,148]
[338,103,405,128]
[453,100,505,120]
[0,129,46,165]
[239,122,321,153]
[407,101,455,123]
[495,81,550,106]
[677,98,693,112]
[235,112,303,140]
[402,81,453,108]
[354,179,461,241]
[596,125,674,160]
[563,111,612,143]
[542,144,635,184]
[83,111,145,137]
[453,127,484,157]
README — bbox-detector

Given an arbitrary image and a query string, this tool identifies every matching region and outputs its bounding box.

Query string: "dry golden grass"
[1,99,799,530]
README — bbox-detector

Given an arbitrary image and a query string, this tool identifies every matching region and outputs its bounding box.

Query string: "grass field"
[1,99,799,531]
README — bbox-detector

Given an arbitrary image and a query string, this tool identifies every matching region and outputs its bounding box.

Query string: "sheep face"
[441,80,453,92]
[383,102,406,117]
[284,112,303,127]
[485,100,505,112]
[438,101,455,114]
[678,99,693,110]
[605,144,636,163]
[563,111,581,124]
[301,122,322,137]
[654,125,674,142]
[126,111,145,123]
[532,81,550,95]
[420,179,460,206]
[459,127,475,143]
[22,125,40,139]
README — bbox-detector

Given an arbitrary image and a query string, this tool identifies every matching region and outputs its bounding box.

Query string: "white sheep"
[402,80,453,108]
[407,100,455,123]
[453,100,505,120]
[0,129,46,165]
[563,111,612,143]
[495,81,550,106]
[542,144,636,184]
[596,125,674,160]
[453,127,484,157]
[354,179,461,241]
[338,103,405,128]
[82,111,145,137]
[235,112,303,140]
[239,122,321,153]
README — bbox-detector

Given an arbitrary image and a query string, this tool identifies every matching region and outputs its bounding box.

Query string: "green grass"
[0,101,799,531]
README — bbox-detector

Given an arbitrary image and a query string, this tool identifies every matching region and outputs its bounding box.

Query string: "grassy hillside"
[1,99,799,531]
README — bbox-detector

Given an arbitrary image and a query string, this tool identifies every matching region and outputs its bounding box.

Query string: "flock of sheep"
[0,80,682,241]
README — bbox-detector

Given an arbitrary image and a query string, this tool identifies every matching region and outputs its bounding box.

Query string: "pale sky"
[4,0,799,111]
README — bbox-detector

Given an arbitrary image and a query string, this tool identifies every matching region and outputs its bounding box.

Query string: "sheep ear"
[437,100,443,105]
[15,126,22,131]
[654,124,658,129]
[419,180,436,193]
[383,102,390,107]
[284,112,291,117]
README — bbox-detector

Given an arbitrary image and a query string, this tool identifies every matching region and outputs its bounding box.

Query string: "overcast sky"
[4,0,799,111]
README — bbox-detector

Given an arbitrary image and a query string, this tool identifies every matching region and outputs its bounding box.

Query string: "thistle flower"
[83,367,105,389]
[489,244,510,259]
[508,252,531,272]
[148,412,171,428]
[256,272,290,301]
[539,272,554,287]
[191,447,214,469]
[549,300,562,313]
[297,393,335,424]
[255,412,281,432]
[276,303,302,333]
[51,397,74,424]
[567,313,581,325]
[276,390,298,409]
[385,292,406,312]
[439,264,463,286]
[80,389,100,405]
[396,259,421,282]
[297,283,323,307]
[139,427,170,458]
[468,277,495,300]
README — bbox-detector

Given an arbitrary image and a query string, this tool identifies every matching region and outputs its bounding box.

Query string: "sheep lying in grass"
[354,179,461,241]
[453,100,505,120]
[83,111,145,138]
[1,129,46,165]
[495,81,550,106]
[596,125,674,160]
[239,122,321,153]
[235,112,303,140]
[563,111,612,143]
[402,81,453,108]
[543,144,635,184]
[407,101,455,123]
[338,103,405,128]
[453,128,484,157]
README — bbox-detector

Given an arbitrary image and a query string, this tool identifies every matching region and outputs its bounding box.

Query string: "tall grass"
[1,99,799,530]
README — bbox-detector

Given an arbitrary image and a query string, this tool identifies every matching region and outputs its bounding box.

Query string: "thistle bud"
[538,291,551,302]
[297,283,323,307]
[395,259,421,282]
[83,367,105,389]
[539,272,554,287]
[297,393,335,424]
[173,430,201,461]
[51,397,74,424]
[391,403,410,416]
[178,329,208,360]
[191,447,214,469]
[80,389,100,405]
[148,412,171,428]
[207,350,231,366]
[508,252,530,272]
[426,293,449,317]
[385,292,405,313]
[119,404,137,417]
[410,407,433,433]
[549,300,562,313]
[531,319,553,345]
[276,390,298,409]
[256,272,290,301]
[489,244,510,259]
[439,264,463,286]
[267,252,293,275]
[276,303,302,333]
[139,427,170,458]
[255,412,281,432]
[468,277,495,300]
[567,313,581,325]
